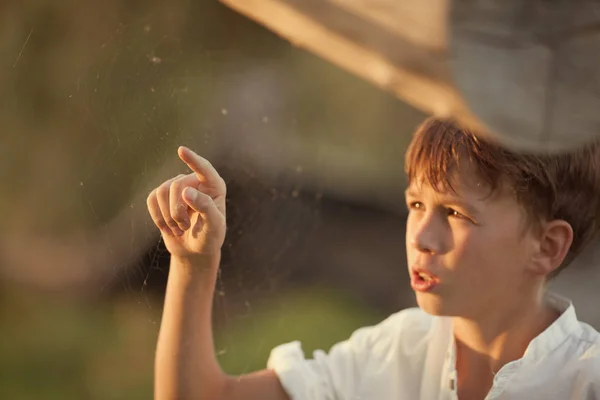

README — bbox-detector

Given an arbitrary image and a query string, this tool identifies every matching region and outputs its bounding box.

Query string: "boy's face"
[405,167,539,318]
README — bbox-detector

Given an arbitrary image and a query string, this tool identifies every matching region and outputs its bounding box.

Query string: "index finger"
[178,146,224,188]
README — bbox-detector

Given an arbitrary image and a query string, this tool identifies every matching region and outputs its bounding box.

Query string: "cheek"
[453,227,522,278]
[448,229,480,270]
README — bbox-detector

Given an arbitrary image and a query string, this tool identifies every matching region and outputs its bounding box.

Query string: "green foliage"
[216,287,385,374]
[0,287,384,399]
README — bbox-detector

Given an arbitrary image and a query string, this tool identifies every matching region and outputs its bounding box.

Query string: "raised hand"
[146,146,227,260]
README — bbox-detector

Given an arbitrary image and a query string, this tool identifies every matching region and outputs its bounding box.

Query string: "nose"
[409,213,447,254]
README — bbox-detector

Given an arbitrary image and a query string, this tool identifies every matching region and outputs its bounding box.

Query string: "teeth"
[418,272,432,282]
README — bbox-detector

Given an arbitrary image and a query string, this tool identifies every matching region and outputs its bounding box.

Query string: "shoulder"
[267,308,440,399]
[574,325,600,395]
[559,321,600,387]
[546,292,600,365]
[568,320,600,361]
[342,307,438,356]
[573,321,600,366]
[578,321,600,345]
[267,307,438,366]
[269,307,436,363]
[266,308,437,399]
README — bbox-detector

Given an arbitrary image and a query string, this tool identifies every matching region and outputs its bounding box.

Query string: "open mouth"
[413,269,437,282]
[416,271,435,282]
[411,269,439,292]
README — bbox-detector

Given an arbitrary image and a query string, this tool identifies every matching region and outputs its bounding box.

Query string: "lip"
[410,267,440,293]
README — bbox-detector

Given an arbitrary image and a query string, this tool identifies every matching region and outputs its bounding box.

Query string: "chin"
[415,292,455,316]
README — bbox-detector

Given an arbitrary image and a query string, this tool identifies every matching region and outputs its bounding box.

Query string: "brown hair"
[404,117,600,277]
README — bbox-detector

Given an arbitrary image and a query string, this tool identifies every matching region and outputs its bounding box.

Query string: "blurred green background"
[0,1,598,399]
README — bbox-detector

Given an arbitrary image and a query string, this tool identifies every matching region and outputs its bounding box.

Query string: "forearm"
[155,254,226,400]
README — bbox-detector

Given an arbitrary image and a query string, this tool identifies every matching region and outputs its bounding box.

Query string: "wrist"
[170,251,220,266]
[169,252,221,279]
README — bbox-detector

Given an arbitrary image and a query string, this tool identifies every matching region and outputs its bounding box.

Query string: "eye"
[408,201,424,210]
[447,208,466,219]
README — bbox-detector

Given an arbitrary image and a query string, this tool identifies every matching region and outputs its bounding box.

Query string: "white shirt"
[267,293,600,400]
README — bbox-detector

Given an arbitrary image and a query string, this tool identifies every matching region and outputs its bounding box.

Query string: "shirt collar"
[522,291,581,362]
[444,292,580,367]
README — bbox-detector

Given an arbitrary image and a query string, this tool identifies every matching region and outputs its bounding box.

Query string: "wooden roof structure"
[220,0,600,152]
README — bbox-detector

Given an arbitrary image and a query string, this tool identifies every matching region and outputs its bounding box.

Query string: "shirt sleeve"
[266,325,375,400]
[266,309,427,400]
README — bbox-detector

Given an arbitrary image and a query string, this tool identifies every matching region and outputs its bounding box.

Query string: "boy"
[147,118,600,400]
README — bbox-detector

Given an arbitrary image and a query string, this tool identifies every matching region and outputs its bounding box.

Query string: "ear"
[530,220,573,276]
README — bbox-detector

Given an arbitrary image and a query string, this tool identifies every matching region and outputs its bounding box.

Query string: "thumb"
[181,187,225,233]
[182,187,223,224]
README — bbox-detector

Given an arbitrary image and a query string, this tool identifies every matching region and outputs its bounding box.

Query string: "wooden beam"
[220,0,600,152]
[220,0,482,129]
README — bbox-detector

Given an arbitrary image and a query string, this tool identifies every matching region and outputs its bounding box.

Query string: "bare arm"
[148,147,290,400]
[154,255,223,399]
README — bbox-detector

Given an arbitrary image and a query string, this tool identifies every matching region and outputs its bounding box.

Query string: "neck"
[452,289,559,384]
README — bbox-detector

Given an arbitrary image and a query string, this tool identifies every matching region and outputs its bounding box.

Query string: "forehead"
[408,162,497,201]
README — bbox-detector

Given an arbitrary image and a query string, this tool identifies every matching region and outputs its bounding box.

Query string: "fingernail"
[181,221,190,230]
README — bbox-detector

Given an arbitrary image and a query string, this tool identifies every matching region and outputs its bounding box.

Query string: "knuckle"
[170,175,188,192]
[170,180,183,193]
[146,190,156,205]
[173,174,186,184]
[214,178,227,194]
[157,181,172,196]
[172,203,188,221]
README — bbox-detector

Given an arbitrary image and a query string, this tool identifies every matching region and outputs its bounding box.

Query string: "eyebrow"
[404,188,419,198]
[404,188,481,217]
